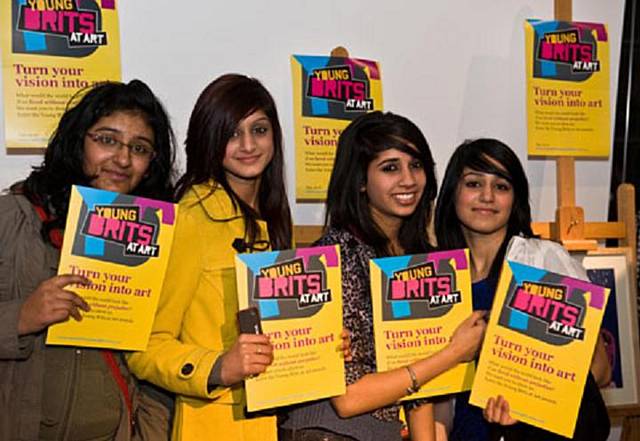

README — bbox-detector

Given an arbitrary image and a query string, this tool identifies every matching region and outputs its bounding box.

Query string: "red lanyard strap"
[101,350,133,427]
[31,202,63,248]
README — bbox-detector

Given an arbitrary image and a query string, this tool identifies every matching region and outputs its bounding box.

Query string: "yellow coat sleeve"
[127,206,227,400]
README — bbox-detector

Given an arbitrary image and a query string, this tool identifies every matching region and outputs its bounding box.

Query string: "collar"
[29,200,64,249]
[186,181,267,232]
[186,180,243,222]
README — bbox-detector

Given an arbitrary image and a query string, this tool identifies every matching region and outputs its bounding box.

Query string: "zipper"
[58,348,81,441]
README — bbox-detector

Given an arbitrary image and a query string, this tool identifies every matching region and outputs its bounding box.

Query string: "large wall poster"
[291,54,383,201]
[525,19,610,157]
[1,0,121,149]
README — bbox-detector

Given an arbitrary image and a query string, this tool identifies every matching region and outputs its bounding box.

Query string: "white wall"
[0,4,627,438]
[0,1,625,227]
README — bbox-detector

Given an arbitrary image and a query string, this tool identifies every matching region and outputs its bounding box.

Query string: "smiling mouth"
[236,155,261,163]
[103,170,131,181]
[472,207,499,214]
[393,193,418,204]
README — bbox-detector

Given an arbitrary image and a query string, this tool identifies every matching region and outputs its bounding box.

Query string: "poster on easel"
[1,0,121,149]
[469,260,609,437]
[369,249,475,399]
[525,19,610,157]
[290,54,383,201]
[46,185,177,351]
[235,245,345,411]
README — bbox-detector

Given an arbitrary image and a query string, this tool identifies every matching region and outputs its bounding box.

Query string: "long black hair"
[434,138,534,280]
[18,79,176,244]
[325,111,437,256]
[175,73,292,250]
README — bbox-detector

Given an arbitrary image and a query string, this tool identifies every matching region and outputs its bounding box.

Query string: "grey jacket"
[0,193,131,441]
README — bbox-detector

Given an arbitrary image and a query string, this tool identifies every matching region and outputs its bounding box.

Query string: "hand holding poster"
[469,260,609,437]
[370,249,475,399]
[525,20,610,157]
[235,245,345,411]
[291,54,383,201]
[46,185,177,351]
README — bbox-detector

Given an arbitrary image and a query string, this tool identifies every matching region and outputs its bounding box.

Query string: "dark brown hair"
[325,111,437,256]
[435,138,534,281]
[176,74,292,250]
[19,79,176,244]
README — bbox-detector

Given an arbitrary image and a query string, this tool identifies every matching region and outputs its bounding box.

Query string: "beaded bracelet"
[405,365,419,395]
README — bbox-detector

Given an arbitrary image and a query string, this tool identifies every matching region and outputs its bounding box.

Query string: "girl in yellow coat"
[128,74,292,440]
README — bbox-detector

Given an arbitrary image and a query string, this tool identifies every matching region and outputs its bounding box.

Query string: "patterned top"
[317,227,404,422]
[280,227,429,441]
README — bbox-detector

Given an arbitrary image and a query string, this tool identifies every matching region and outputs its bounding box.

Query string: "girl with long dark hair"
[0,79,176,440]
[279,111,486,441]
[434,138,611,441]
[128,74,292,440]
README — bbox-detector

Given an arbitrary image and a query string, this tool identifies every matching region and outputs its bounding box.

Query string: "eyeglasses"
[86,132,156,159]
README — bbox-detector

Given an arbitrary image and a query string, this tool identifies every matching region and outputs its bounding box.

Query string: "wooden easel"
[538,1,636,262]
[533,1,640,439]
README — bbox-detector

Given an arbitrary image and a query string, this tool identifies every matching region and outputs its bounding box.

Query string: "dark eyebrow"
[92,127,121,134]
[376,157,400,167]
[462,170,510,182]
[91,127,154,145]
[242,116,271,126]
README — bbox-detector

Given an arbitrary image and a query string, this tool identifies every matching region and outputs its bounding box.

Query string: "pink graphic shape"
[426,249,469,270]
[573,22,608,42]
[23,8,40,30]
[133,198,176,225]
[540,42,553,59]
[310,78,324,97]
[346,58,381,80]
[295,245,339,267]
[391,280,405,299]
[512,288,531,311]
[258,277,273,298]
[560,277,606,309]
[86,213,105,236]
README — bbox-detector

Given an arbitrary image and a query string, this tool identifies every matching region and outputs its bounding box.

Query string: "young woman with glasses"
[0,79,176,440]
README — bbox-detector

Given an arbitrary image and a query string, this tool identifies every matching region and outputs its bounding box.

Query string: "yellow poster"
[235,245,345,411]
[469,260,609,437]
[1,0,121,149]
[46,185,177,351]
[370,249,475,399]
[525,20,610,157]
[291,54,383,201]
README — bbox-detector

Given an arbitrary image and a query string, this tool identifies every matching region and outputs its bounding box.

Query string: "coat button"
[181,363,194,375]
